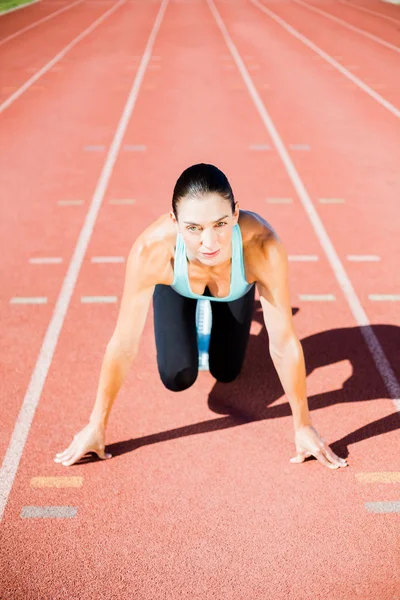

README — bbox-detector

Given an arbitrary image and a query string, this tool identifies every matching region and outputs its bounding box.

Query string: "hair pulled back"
[172,163,235,218]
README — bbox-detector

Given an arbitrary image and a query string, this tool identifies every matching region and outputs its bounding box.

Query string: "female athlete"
[54,163,348,470]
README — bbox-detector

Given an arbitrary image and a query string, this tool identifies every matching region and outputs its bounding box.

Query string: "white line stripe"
[299,294,336,301]
[249,144,272,150]
[20,506,77,518]
[365,501,400,513]
[288,255,319,261]
[318,198,345,204]
[339,0,400,25]
[84,145,106,152]
[369,295,400,301]
[293,0,400,54]
[10,297,47,304]
[57,200,84,206]
[108,198,136,204]
[265,197,293,203]
[91,256,125,263]
[249,0,400,119]
[0,0,83,47]
[0,0,127,114]
[207,0,400,411]
[81,296,117,303]
[0,0,169,522]
[29,257,63,264]
[0,0,40,17]
[347,255,381,262]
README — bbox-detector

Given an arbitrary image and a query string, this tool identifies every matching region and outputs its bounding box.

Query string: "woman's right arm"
[54,235,167,466]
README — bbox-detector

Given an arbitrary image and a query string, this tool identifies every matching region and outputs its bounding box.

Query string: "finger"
[324,445,348,467]
[54,444,77,462]
[95,447,112,460]
[56,444,81,465]
[314,450,339,469]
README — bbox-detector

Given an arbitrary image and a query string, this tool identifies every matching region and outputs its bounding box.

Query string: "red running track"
[0,0,399,598]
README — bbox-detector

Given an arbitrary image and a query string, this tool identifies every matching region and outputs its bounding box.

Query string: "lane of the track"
[0,0,124,101]
[294,0,400,47]
[339,0,400,25]
[251,0,400,108]
[345,0,400,20]
[0,1,162,465]
[1,0,399,598]
[0,0,68,38]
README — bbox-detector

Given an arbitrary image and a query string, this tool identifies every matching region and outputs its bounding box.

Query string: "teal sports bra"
[170,223,255,302]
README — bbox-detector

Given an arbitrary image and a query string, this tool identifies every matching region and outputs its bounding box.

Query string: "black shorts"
[152,283,255,391]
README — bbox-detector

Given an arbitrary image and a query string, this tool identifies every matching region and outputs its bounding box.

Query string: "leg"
[152,284,199,391]
[208,285,255,382]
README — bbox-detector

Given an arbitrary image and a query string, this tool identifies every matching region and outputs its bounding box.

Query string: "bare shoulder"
[126,213,176,287]
[239,210,287,280]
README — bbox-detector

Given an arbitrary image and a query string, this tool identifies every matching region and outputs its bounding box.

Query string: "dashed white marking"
[123,144,146,151]
[289,144,310,150]
[249,144,271,150]
[108,198,136,205]
[10,297,47,305]
[0,0,128,114]
[365,502,400,514]
[369,295,400,301]
[57,200,84,206]
[293,0,400,55]
[248,0,400,119]
[299,294,336,301]
[30,476,83,488]
[347,255,381,262]
[289,255,318,261]
[265,197,293,203]
[0,0,169,522]
[318,198,345,204]
[20,506,77,518]
[91,257,125,263]
[84,145,106,152]
[206,0,400,417]
[29,258,63,264]
[81,296,117,303]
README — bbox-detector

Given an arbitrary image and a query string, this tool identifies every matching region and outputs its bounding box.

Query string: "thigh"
[152,284,199,391]
[208,284,255,382]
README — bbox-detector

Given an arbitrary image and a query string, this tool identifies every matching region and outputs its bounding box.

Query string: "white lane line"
[249,144,272,150]
[318,198,345,204]
[29,257,63,264]
[20,506,77,518]
[293,0,400,54]
[10,297,47,304]
[0,0,127,114]
[289,255,319,261]
[0,0,169,523]
[57,200,84,206]
[0,0,40,17]
[339,0,400,25]
[91,256,125,263]
[347,255,381,262]
[299,294,336,301]
[369,294,400,301]
[365,501,400,513]
[81,296,117,303]
[265,197,293,203]
[249,0,400,119]
[0,0,84,47]
[108,198,136,204]
[207,0,400,411]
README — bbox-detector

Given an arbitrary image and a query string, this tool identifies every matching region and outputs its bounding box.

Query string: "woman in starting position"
[54,163,348,470]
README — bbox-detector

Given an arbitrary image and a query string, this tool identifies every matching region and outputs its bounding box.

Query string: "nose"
[201,228,217,251]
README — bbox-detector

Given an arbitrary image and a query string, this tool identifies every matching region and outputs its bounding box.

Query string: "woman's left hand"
[290,425,348,469]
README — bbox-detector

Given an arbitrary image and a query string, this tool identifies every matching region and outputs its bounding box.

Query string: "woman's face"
[171,193,239,265]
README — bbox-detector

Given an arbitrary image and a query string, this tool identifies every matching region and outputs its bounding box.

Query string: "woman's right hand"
[53,422,112,467]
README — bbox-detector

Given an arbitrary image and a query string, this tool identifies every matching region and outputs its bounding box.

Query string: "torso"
[136,209,278,299]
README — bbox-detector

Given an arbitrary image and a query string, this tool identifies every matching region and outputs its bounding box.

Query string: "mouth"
[200,249,220,259]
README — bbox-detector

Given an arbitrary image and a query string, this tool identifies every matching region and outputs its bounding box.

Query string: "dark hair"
[172,163,235,218]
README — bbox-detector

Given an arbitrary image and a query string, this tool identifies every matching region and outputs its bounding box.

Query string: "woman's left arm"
[253,233,348,470]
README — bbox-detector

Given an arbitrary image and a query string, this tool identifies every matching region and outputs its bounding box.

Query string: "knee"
[159,367,198,392]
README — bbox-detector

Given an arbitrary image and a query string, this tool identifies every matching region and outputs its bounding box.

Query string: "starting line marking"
[81,296,117,303]
[365,502,400,514]
[108,198,136,205]
[58,200,84,206]
[10,297,47,305]
[91,256,125,263]
[356,472,400,484]
[30,476,83,488]
[289,144,310,150]
[265,197,293,204]
[29,258,63,264]
[299,294,336,301]
[249,144,272,150]
[20,506,78,518]
[288,255,318,261]
[369,295,400,301]
[347,255,381,262]
[84,145,106,152]
[318,198,345,204]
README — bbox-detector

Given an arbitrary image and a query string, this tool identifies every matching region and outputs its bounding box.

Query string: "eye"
[215,221,227,228]
[187,226,199,232]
